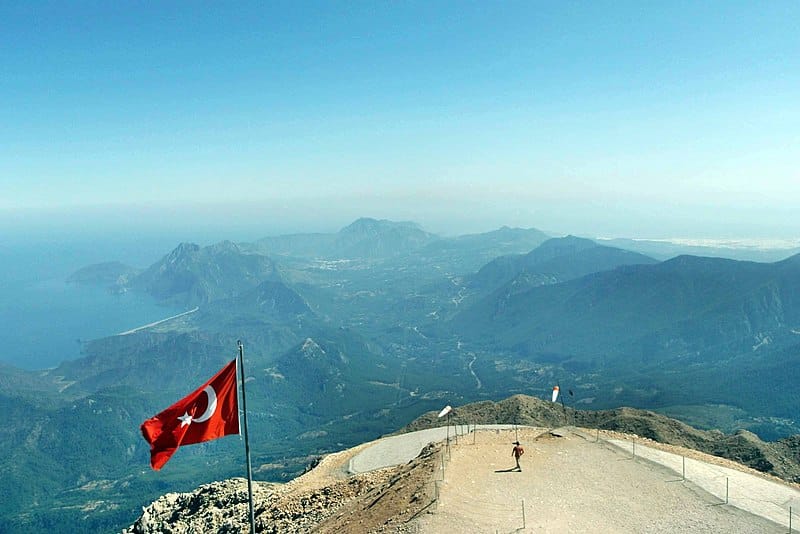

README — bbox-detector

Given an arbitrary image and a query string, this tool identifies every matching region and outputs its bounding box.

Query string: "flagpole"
[238,340,256,534]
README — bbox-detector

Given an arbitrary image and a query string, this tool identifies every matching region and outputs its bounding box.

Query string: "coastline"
[117,307,200,336]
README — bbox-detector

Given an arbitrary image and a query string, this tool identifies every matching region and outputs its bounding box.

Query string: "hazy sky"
[1,1,798,239]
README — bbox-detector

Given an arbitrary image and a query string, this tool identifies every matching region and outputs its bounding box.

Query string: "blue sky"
[1,1,798,239]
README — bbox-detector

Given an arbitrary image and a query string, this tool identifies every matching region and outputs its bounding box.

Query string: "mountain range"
[1,217,799,532]
[456,253,800,359]
[468,234,658,293]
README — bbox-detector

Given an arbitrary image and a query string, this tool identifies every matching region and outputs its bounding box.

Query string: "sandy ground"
[412,427,789,533]
[605,436,799,529]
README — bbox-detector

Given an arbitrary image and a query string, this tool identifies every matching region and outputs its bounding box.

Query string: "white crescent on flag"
[192,386,218,423]
[438,405,452,418]
[551,386,559,403]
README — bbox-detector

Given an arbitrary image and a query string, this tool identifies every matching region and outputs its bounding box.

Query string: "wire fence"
[589,429,798,533]
[415,424,799,534]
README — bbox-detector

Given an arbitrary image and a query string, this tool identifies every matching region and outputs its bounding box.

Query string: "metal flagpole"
[238,341,256,534]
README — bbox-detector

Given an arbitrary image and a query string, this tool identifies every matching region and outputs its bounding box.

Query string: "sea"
[0,233,187,370]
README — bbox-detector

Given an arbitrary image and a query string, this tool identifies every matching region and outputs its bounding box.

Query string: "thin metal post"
[682,456,686,481]
[789,505,792,533]
[725,477,729,504]
[632,437,636,458]
[596,427,599,442]
[446,413,451,457]
[473,424,476,444]
[238,341,256,534]
[522,498,526,529]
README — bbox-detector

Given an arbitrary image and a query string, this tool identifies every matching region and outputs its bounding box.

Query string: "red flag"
[141,359,239,470]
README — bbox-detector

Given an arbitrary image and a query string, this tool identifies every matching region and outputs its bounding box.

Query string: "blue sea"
[0,234,185,370]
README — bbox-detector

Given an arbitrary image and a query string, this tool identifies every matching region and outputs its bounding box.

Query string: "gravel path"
[348,425,518,474]
[605,436,799,530]
[350,425,792,533]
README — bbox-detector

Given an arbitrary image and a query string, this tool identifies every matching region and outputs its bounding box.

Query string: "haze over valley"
[2,2,799,531]
[1,217,800,531]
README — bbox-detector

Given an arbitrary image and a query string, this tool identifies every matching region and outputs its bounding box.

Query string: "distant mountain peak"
[340,217,423,234]
[301,337,325,358]
[134,241,280,306]
[535,235,597,252]
[659,254,739,270]
[778,252,800,267]
[174,242,200,252]
[166,241,241,262]
[206,240,241,253]
[167,242,201,261]
[333,218,437,258]
[469,234,656,294]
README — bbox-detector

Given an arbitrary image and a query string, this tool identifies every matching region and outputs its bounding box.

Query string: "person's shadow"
[494,467,521,473]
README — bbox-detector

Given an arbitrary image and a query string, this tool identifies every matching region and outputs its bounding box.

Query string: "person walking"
[512,441,525,471]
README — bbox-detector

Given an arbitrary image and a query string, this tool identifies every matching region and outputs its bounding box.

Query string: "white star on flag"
[178,412,193,427]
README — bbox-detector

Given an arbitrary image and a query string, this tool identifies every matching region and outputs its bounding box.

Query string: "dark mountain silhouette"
[412,226,551,275]
[454,253,800,362]
[470,235,657,293]
[262,329,402,420]
[201,280,313,320]
[66,261,141,288]
[52,331,236,394]
[132,241,281,306]
[250,219,549,271]
[250,218,437,259]
[421,226,549,259]
[333,218,437,258]
[600,237,800,263]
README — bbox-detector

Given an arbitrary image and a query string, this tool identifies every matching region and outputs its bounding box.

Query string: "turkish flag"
[141,359,240,470]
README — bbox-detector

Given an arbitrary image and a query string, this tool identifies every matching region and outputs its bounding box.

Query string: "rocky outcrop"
[124,444,439,533]
[123,478,272,534]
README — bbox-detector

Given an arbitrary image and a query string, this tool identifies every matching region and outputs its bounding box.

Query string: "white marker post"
[438,405,452,458]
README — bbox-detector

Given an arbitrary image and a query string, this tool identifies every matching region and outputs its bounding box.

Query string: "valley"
[1,218,799,532]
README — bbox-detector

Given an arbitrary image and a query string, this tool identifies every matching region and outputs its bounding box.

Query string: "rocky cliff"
[124,443,439,533]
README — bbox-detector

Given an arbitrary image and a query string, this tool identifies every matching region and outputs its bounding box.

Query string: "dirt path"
[415,428,787,533]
